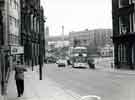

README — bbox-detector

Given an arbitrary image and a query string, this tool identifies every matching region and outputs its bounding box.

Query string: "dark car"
[46,57,57,63]
[87,58,95,69]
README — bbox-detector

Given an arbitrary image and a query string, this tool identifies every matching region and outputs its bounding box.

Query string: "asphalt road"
[43,63,135,100]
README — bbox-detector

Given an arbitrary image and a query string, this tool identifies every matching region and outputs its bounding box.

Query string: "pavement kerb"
[96,65,135,75]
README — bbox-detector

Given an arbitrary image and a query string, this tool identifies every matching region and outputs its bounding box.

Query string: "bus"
[69,47,89,68]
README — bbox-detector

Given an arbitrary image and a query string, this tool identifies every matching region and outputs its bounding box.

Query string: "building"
[0,0,22,63]
[99,44,114,57]
[46,35,70,59]
[69,29,112,55]
[45,26,49,56]
[47,35,70,48]
[45,26,50,38]
[112,0,135,69]
[20,0,45,66]
[0,0,45,96]
[0,0,22,96]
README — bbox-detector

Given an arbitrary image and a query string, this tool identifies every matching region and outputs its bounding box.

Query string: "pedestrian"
[14,60,27,97]
[88,58,95,69]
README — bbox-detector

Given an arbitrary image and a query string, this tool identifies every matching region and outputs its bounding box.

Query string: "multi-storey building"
[0,0,45,96]
[69,29,112,55]
[112,0,135,69]
[0,0,22,96]
[0,0,21,62]
[20,0,45,66]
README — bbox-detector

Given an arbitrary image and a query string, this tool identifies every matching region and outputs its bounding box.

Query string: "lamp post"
[39,33,43,80]
[38,7,46,80]
[38,11,43,80]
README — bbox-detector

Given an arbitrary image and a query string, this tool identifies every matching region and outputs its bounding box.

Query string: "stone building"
[0,0,21,76]
[20,0,45,66]
[0,0,22,96]
[69,29,112,55]
[112,0,135,69]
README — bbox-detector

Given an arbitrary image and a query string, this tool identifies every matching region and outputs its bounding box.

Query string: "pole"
[1,0,9,98]
[1,51,5,95]
[39,34,43,80]
[39,10,43,80]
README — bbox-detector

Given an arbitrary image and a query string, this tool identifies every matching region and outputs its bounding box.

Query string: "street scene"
[1,0,135,100]
[45,63,135,100]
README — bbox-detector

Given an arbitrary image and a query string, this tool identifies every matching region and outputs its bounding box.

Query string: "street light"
[38,8,46,80]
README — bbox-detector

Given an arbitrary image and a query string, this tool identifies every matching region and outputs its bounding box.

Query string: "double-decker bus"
[69,47,89,68]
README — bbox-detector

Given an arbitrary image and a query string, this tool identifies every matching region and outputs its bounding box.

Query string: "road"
[43,63,135,100]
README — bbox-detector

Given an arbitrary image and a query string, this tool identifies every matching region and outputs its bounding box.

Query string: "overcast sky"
[41,0,112,36]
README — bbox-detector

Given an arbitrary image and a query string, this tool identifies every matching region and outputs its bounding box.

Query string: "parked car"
[57,59,67,67]
[46,57,57,63]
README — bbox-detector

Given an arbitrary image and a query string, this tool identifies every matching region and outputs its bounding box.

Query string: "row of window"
[119,0,135,8]
[9,16,20,28]
[9,0,20,10]
[118,44,135,64]
[32,43,39,57]
[23,14,39,33]
[8,34,19,45]
[119,12,135,34]
[118,44,127,63]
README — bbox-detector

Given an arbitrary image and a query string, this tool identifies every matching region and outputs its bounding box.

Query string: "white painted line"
[80,95,101,100]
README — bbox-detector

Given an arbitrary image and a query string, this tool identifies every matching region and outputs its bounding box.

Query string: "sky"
[41,0,112,36]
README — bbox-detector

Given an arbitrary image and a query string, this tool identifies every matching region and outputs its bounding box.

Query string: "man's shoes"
[20,93,23,97]
[17,94,21,97]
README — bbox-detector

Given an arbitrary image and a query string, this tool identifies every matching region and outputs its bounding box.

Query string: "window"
[132,44,135,64]
[132,0,135,3]
[119,15,130,34]
[119,0,129,8]
[10,0,12,5]
[31,15,33,30]
[118,45,121,63]
[9,16,13,25]
[34,17,37,32]
[133,12,135,32]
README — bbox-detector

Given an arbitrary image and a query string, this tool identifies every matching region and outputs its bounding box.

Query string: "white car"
[73,62,89,68]
[57,59,67,67]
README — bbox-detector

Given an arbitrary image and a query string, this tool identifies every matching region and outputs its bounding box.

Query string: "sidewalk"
[7,67,80,100]
[96,64,135,75]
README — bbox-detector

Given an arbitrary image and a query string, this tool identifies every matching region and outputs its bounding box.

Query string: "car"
[87,58,95,69]
[57,59,67,67]
[46,57,57,63]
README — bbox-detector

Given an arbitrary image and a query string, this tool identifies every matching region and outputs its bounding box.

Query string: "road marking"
[80,95,101,100]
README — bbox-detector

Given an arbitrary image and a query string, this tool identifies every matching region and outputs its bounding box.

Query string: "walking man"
[14,60,27,97]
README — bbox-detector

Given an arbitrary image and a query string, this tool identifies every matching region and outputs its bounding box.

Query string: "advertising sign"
[10,46,24,55]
